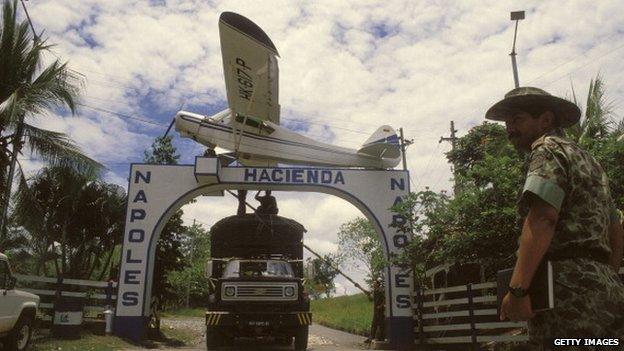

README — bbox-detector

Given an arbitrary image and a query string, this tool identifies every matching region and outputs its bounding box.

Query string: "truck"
[204,214,311,350]
[0,253,39,351]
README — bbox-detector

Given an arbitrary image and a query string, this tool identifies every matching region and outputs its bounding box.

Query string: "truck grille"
[221,283,298,301]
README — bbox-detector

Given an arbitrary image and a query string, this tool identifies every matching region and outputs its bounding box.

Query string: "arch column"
[115,157,414,348]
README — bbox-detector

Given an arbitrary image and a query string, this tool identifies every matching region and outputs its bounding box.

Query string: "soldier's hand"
[500,292,535,322]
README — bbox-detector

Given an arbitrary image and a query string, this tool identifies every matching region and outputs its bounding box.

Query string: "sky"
[16,0,624,295]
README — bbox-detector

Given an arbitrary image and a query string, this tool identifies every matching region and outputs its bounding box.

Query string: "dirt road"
[124,317,369,351]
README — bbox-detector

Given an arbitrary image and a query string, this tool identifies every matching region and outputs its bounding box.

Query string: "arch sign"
[115,157,414,348]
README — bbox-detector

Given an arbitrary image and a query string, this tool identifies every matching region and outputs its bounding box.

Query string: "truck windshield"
[223,260,294,278]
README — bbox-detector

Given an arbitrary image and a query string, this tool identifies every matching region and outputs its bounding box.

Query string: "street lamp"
[510,10,525,88]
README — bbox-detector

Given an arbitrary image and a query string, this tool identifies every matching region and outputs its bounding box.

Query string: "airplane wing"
[219,12,280,126]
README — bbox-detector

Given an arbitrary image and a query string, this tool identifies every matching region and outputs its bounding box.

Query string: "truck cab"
[0,253,39,351]
[205,214,310,350]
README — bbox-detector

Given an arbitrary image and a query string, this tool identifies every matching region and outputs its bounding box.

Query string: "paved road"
[124,318,369,351]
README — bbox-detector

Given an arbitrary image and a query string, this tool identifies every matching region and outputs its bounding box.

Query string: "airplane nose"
[174,111,203,136]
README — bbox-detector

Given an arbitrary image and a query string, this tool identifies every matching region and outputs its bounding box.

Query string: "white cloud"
[14,0,624,291]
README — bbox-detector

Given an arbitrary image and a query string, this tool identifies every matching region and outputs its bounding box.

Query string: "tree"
[304,254,341,299]
[337,218,386,287]
[393,75,624,285]
[0,0,100,238]
[166,222,211,307]
[11,165,125,279]
[143,135,187,308]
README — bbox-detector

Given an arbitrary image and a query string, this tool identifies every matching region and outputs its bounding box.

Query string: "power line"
[525,32,624,85]
[540,42,624,88]
[77,103,168,127]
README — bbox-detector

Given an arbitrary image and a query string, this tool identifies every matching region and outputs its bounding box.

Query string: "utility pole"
[439,121,458,150]
[509,11,526,88]
[439,121,459,194]
[398,128,413,171]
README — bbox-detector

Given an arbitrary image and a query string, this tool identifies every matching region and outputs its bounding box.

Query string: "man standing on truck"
[255,190,278,215]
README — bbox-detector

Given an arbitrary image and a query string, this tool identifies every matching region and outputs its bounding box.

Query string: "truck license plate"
[248,321,270,326]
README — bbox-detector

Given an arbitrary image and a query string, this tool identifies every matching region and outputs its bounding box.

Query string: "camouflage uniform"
[518,133,624,350]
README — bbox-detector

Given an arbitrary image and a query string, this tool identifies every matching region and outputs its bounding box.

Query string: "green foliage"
[144,136,180,165]
[143,135,188,307]
[393,123,526,282]
[393,75,624,285]
[166,222,211,307]
[304,253,342,299]
[337,217,385,287]
[11,165,125,279]
[310,293,373,336]
[0,0,101,230]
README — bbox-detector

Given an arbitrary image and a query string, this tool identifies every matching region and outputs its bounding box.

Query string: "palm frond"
[22,123,103,176]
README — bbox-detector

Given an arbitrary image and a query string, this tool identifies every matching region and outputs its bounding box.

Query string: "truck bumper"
[206,311,312,328]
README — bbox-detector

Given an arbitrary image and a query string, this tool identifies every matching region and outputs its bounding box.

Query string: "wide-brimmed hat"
[485,87,581,128]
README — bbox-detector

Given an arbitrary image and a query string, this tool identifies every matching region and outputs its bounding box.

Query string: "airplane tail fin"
[358,125,401,159]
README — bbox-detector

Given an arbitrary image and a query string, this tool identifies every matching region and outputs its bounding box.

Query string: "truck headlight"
[224,286,236,297]
[284,286,295,297]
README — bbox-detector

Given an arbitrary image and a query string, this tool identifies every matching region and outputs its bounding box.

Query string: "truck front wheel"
[294,326,308,351]
[205,326,221,350]
[4,316,34,351]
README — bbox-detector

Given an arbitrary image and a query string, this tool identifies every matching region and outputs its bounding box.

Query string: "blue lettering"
[391,178,405,191]
[259,169,271,182]
[395,273,410,288]
[129,229,144,243]
[286,169,291,182]
[391,214,405,227]
[292,169,304,183]
[134,171,151,184]
[396,294,411,308]
[133,190,147,203]
[130,209,146,222]
[393,234,409,247]
[334,171,345,185]
[321,171,332,184]
[307,170,318,183]
[124,270,141,284]
[393,196,403,206]
[125,250,142,264]
[244,168,257,181]
[122,292,139,306]
[271,169,283,182]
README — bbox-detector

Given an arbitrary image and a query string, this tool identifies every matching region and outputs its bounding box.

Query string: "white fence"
[414,266,624,349]
[15,274,117,321]
[414,281,528,348]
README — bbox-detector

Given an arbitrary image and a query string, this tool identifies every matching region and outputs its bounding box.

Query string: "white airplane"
[174,12,401,169]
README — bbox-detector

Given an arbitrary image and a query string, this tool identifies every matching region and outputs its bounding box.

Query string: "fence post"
[416,286,425,345]
[466,283,477,350]
[54,276,64,303]
[105,280,114,307]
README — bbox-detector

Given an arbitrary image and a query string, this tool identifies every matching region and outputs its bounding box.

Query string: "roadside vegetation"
[310,293,372,336]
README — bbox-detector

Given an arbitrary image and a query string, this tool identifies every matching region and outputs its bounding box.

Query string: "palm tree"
[12,165,125,279]
[0,0,101,237]
[567,74,618,146]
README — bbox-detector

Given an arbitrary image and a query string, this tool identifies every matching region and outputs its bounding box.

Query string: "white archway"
[114,157,414,348]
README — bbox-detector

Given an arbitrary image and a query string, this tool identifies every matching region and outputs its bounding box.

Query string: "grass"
[31,331,136,351]
[311,293,372,336]
[29,319,198,351]
[161,307,206,318]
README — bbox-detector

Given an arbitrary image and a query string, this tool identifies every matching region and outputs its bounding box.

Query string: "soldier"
[365,279,385,343]
[255,190,278,215]
[487,87,624,349]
